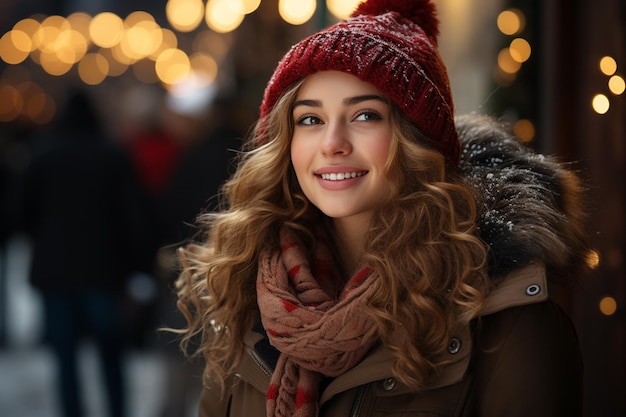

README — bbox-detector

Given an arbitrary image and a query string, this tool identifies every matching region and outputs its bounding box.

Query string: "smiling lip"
[320,171,366,180]
[314,167,368,190]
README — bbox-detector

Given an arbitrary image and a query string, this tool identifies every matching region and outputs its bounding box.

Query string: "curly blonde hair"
[175,79,490,393]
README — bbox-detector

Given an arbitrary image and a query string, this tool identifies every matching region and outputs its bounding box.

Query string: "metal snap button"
[382,377,397,391]
[447,337,461,354]
[525,284,541,296]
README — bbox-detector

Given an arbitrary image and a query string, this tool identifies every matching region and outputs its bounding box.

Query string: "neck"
[332,216,369,275]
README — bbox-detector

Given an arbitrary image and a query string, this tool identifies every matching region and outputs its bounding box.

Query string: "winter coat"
[197,114,589,417]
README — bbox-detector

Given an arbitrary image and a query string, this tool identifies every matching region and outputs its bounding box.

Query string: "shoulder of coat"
[480,263,548,317]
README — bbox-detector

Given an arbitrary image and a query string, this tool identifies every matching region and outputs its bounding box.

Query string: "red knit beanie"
[259,0,460,168]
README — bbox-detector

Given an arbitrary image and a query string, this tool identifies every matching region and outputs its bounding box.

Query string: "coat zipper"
[350,385,369,417]
[248,349,272,378]
[250,348,369,416]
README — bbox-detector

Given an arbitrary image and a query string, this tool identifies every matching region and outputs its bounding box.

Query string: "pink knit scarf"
[257,228,380,417]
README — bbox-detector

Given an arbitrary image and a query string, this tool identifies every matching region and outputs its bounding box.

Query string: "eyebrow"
[293,94,387,109]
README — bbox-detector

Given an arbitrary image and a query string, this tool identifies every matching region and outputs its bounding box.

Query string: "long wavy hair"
[175,78,491,393]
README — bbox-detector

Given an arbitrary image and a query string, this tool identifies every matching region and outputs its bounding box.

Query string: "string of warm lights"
[495,8,529,84]
[0,1,623,124]
[585,54,620,315]
[0,0,363,124]
[593,55,625,114]
[494,7,535,143]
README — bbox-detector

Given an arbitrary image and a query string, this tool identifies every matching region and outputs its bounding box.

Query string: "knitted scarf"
[257,228,381,417]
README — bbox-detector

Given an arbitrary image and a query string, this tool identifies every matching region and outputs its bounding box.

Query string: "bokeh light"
[67,12,92,39]
[54,29,88,64]
[240,0,262,14]
[39,51,73,76]
[497,48,521,74]
[513,119,535,142]
[497,9,525,36]
[509,38,531,63]
[89,12,124,48]
[592,93,610,114]
[155,47,191,85]
[10,29,34,53]
[78,52,109,85]
[205,0,245,33]
[608,75,625,95]
[121,24,155,60]
[599,56,617,76]
[13,18,40,52]
[0,32,30,64]
[327,0,364,19]
[125,11,155,28]
[149,28,177,61]
[599,296,618,316]
[166,0,205,32]
[100,47,130,76]
[190,52,219,84]
[279,0,316,25]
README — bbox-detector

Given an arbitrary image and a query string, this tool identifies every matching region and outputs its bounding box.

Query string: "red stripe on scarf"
[295,388,314,409]
[282,299,298,312]
[267,383,279,400]
[267,328,291,338]
[353,267,370,284]
[288,265,301,280]
[342,266,371,299]
[281,240,297,252]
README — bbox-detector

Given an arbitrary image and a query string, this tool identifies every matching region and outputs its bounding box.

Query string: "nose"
[320,122,351,157]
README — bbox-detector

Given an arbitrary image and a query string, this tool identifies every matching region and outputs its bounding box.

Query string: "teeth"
[320,172,364,181]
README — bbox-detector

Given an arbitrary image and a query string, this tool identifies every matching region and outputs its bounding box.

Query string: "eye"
[296,115,323,126]
[354,110,382,122]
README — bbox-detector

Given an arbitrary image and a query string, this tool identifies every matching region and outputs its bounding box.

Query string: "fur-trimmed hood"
[456,114,590,286]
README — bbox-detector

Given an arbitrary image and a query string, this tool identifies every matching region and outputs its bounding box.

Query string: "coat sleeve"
[469,300,583,417]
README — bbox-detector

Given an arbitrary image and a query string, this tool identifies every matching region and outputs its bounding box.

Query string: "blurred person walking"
[154,95,242,417]
[20,90,149,417]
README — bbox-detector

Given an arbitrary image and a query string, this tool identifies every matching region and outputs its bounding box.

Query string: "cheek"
[369,135,392,169]
[290,137,309,179]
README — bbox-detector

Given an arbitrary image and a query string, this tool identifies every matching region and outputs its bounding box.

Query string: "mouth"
[319,171,367,181]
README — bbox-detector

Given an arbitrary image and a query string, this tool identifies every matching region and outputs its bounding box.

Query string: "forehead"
[296,70,383,99]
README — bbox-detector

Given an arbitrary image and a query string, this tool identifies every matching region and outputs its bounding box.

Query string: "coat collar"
[457,115,589,285]
[479,262,548,316]
[237,263,548,402]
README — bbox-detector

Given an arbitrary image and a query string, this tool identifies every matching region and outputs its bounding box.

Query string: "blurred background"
[0,0,623,416]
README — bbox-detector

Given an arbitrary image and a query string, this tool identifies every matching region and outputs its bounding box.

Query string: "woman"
[176,1,590,416]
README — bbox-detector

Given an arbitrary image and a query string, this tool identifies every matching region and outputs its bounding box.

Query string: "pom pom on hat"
[259,0,460,169]
[352,0,440,40]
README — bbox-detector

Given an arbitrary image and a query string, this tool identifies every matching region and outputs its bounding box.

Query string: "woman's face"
[290,70,393,227]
